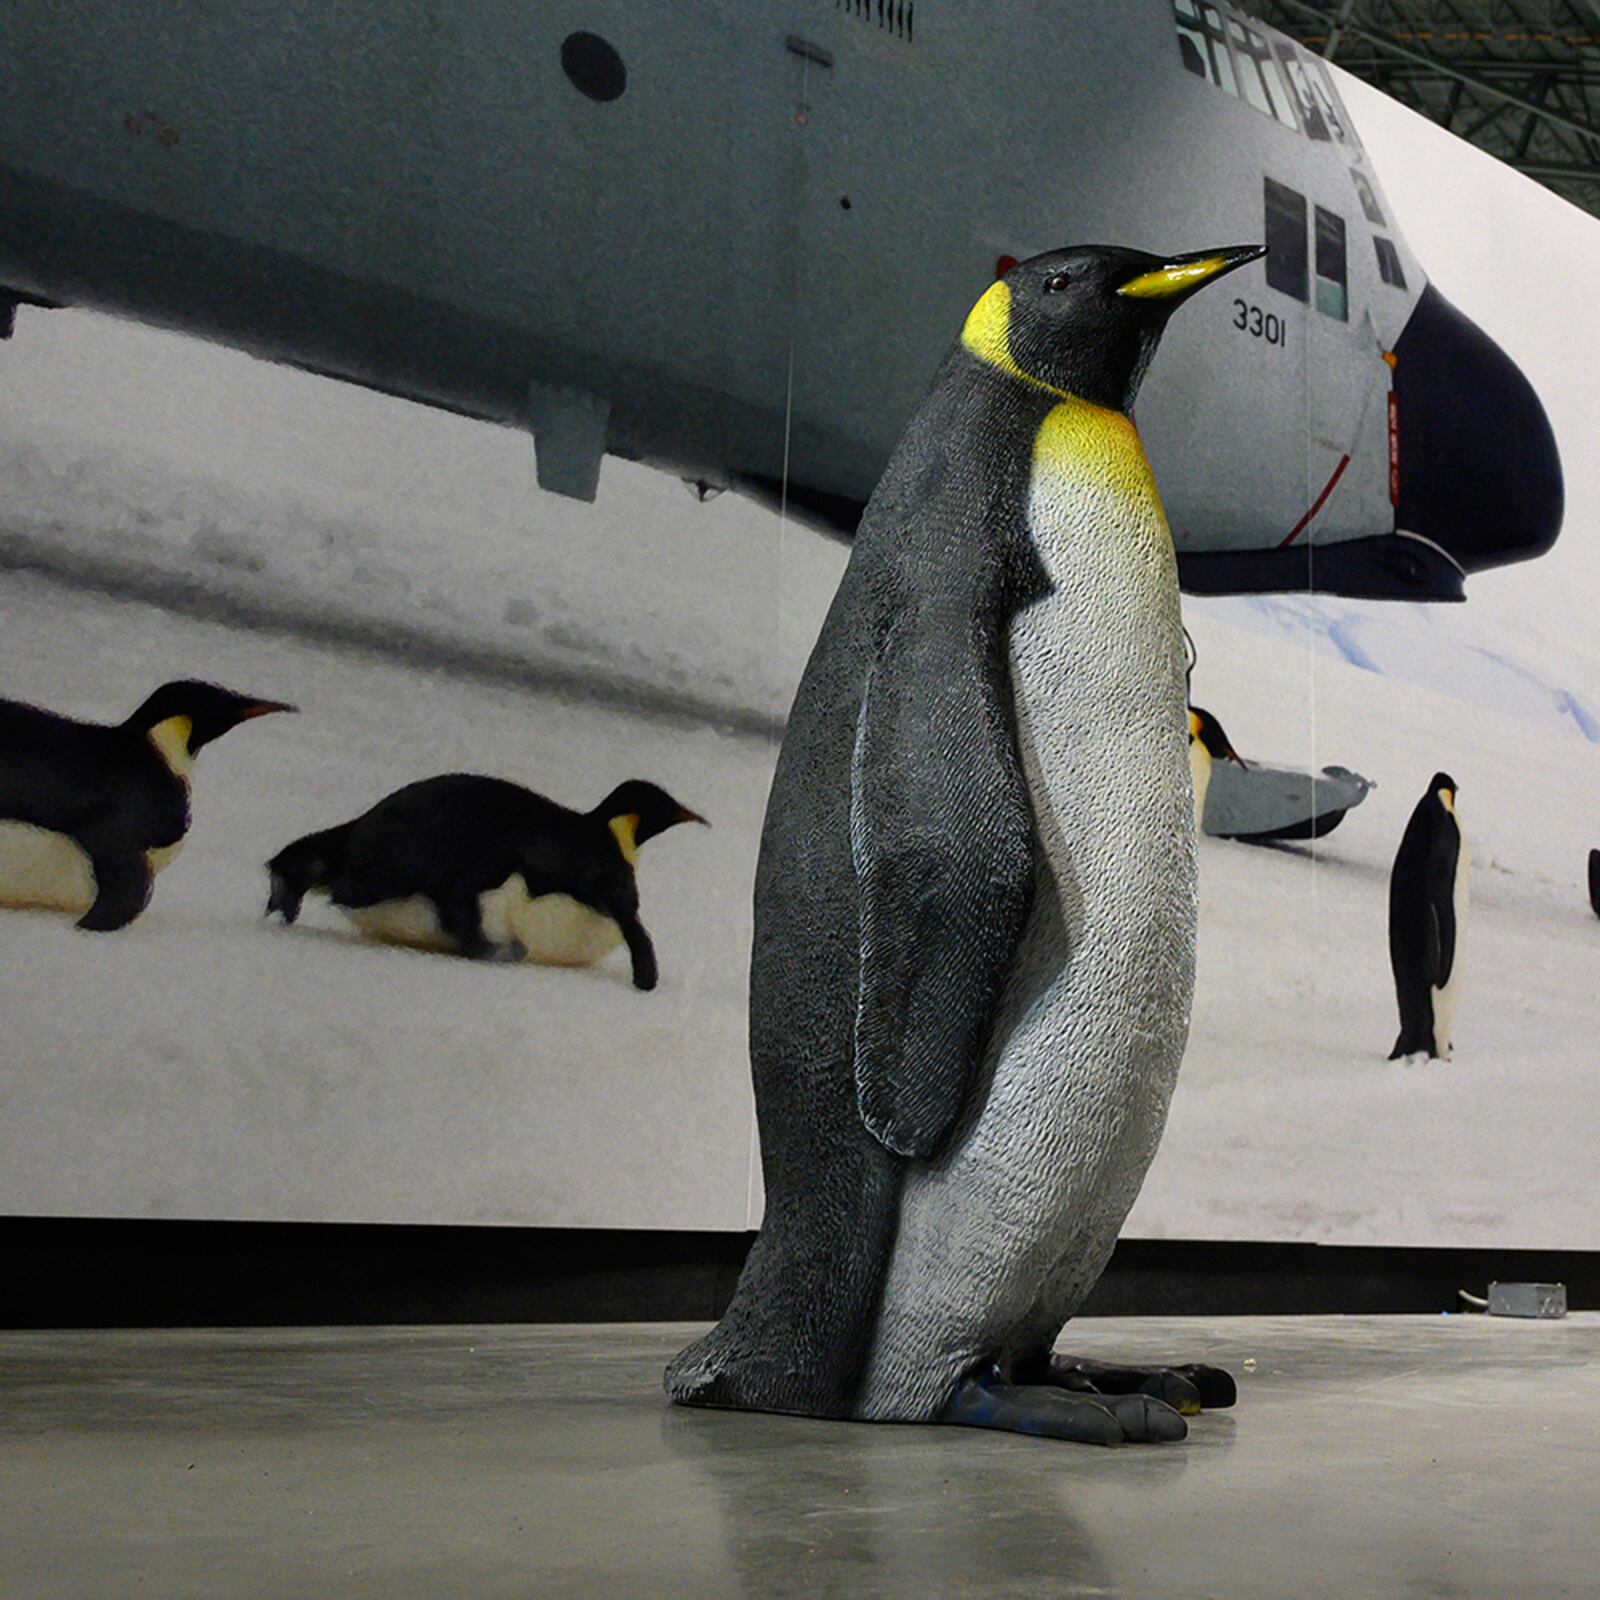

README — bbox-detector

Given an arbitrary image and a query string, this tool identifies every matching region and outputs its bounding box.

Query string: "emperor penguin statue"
[666,243,1263,1445]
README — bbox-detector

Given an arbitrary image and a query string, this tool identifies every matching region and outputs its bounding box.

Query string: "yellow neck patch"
[961,281,1067,397]
[1187,709,1203,740]
[608,813,641,867]
[1438,788,1456,816]
[1032,398,1163,517]
[147,715,195,780]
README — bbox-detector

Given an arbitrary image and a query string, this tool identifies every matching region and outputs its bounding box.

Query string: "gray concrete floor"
[2,1315,1596,1598]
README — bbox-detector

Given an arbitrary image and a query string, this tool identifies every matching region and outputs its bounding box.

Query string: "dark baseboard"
[3,1216,1595,1329]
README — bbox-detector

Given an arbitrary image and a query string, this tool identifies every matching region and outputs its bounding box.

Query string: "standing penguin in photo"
[0,680,293,930]
[267,775,705,989]
[666,244,1261,1445]
[1586,848,1599,918]
[1388,772,1468,1061]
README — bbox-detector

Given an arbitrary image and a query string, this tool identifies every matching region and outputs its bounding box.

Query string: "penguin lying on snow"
[0,680,292,930]
[267,775,705,989]
[1187,704,1245,831]
[1389,772,1468,1061]
[666,243,1261,1445]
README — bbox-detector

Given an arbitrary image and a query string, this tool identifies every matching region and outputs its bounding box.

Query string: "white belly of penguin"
[1189,738,1212,832]
[862,403,1197,1417]
[0,820,184,915]
[0,821,97,913]
[344,876,624,966]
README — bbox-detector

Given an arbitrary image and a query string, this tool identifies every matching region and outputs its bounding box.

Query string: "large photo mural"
[0,3,1594,1250]
[1129,69,1600,1250]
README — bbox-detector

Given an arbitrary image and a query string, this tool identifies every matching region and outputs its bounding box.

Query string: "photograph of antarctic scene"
[1,24,1596,1261]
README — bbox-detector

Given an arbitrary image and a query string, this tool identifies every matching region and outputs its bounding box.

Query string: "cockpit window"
[1173,3,1361,153]
[1264,178,1309,302]
[1306,58,1351,143]
[1350,168,1385,226]
[1374,236,1408,290]
[1275,44,1329,140]
[1174,0,1240,98]
[1228,19,1298,129]
[1315,207,1349,320]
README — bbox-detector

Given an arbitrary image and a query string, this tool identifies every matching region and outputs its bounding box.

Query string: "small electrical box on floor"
[1487,1282,1567,1319]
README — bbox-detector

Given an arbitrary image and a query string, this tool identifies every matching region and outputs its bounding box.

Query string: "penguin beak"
[677,807,710,827]
[1118,244,1267,303]
[237,699,297,720]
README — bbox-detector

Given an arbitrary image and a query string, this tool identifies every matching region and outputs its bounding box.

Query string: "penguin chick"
[1388,772,1468,1061]
[267,775,705,988]
[1187,705,1246,832]
[0,680,293,930]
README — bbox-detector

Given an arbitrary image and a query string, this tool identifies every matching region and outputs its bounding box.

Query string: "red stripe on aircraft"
[1278,454,1352,549]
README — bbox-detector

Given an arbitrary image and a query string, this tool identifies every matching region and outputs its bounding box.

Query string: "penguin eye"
[1043,271,1072,293]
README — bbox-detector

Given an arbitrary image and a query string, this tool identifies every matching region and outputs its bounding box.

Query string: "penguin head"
[1431,772,1459,810]
[1188,706,1247,768]
[593,780,709,861]
[965,244,1266,412]
[126,680,296,755]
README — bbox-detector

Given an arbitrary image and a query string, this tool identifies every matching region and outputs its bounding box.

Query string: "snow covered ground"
[3,409,1597,1248]
[1129,600,1600,1249]
[0,312,851,1231]
[0,567,777,1229]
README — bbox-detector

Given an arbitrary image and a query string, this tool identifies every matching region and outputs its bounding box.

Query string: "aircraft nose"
[1391,283,1563,577]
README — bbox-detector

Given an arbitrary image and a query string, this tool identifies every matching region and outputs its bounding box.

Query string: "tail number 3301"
[1232,298,1287,346]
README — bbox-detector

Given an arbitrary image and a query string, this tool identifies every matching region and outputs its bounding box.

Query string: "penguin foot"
[473,938,527,965]
[942,1367,1186,1446]
[1016,1353,1236,1416]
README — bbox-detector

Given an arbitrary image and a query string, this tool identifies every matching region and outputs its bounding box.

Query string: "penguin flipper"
[1427,828,1460,985]
[620,916,658,991]
[76,850,154,932]
[850,610,1036,1160]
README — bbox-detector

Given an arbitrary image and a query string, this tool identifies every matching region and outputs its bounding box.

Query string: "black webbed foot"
[458,935,526,964]
[942,1366,1187,1446]
[1014,1353,1237,1415]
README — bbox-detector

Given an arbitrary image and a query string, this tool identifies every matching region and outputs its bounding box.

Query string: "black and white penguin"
[0,680,292,931]
[1187,704,1245,832]
[666,244,1261,1444]
[266,775,705,989]
[1587,848,1599,919]
[1388,772,1468,1061]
